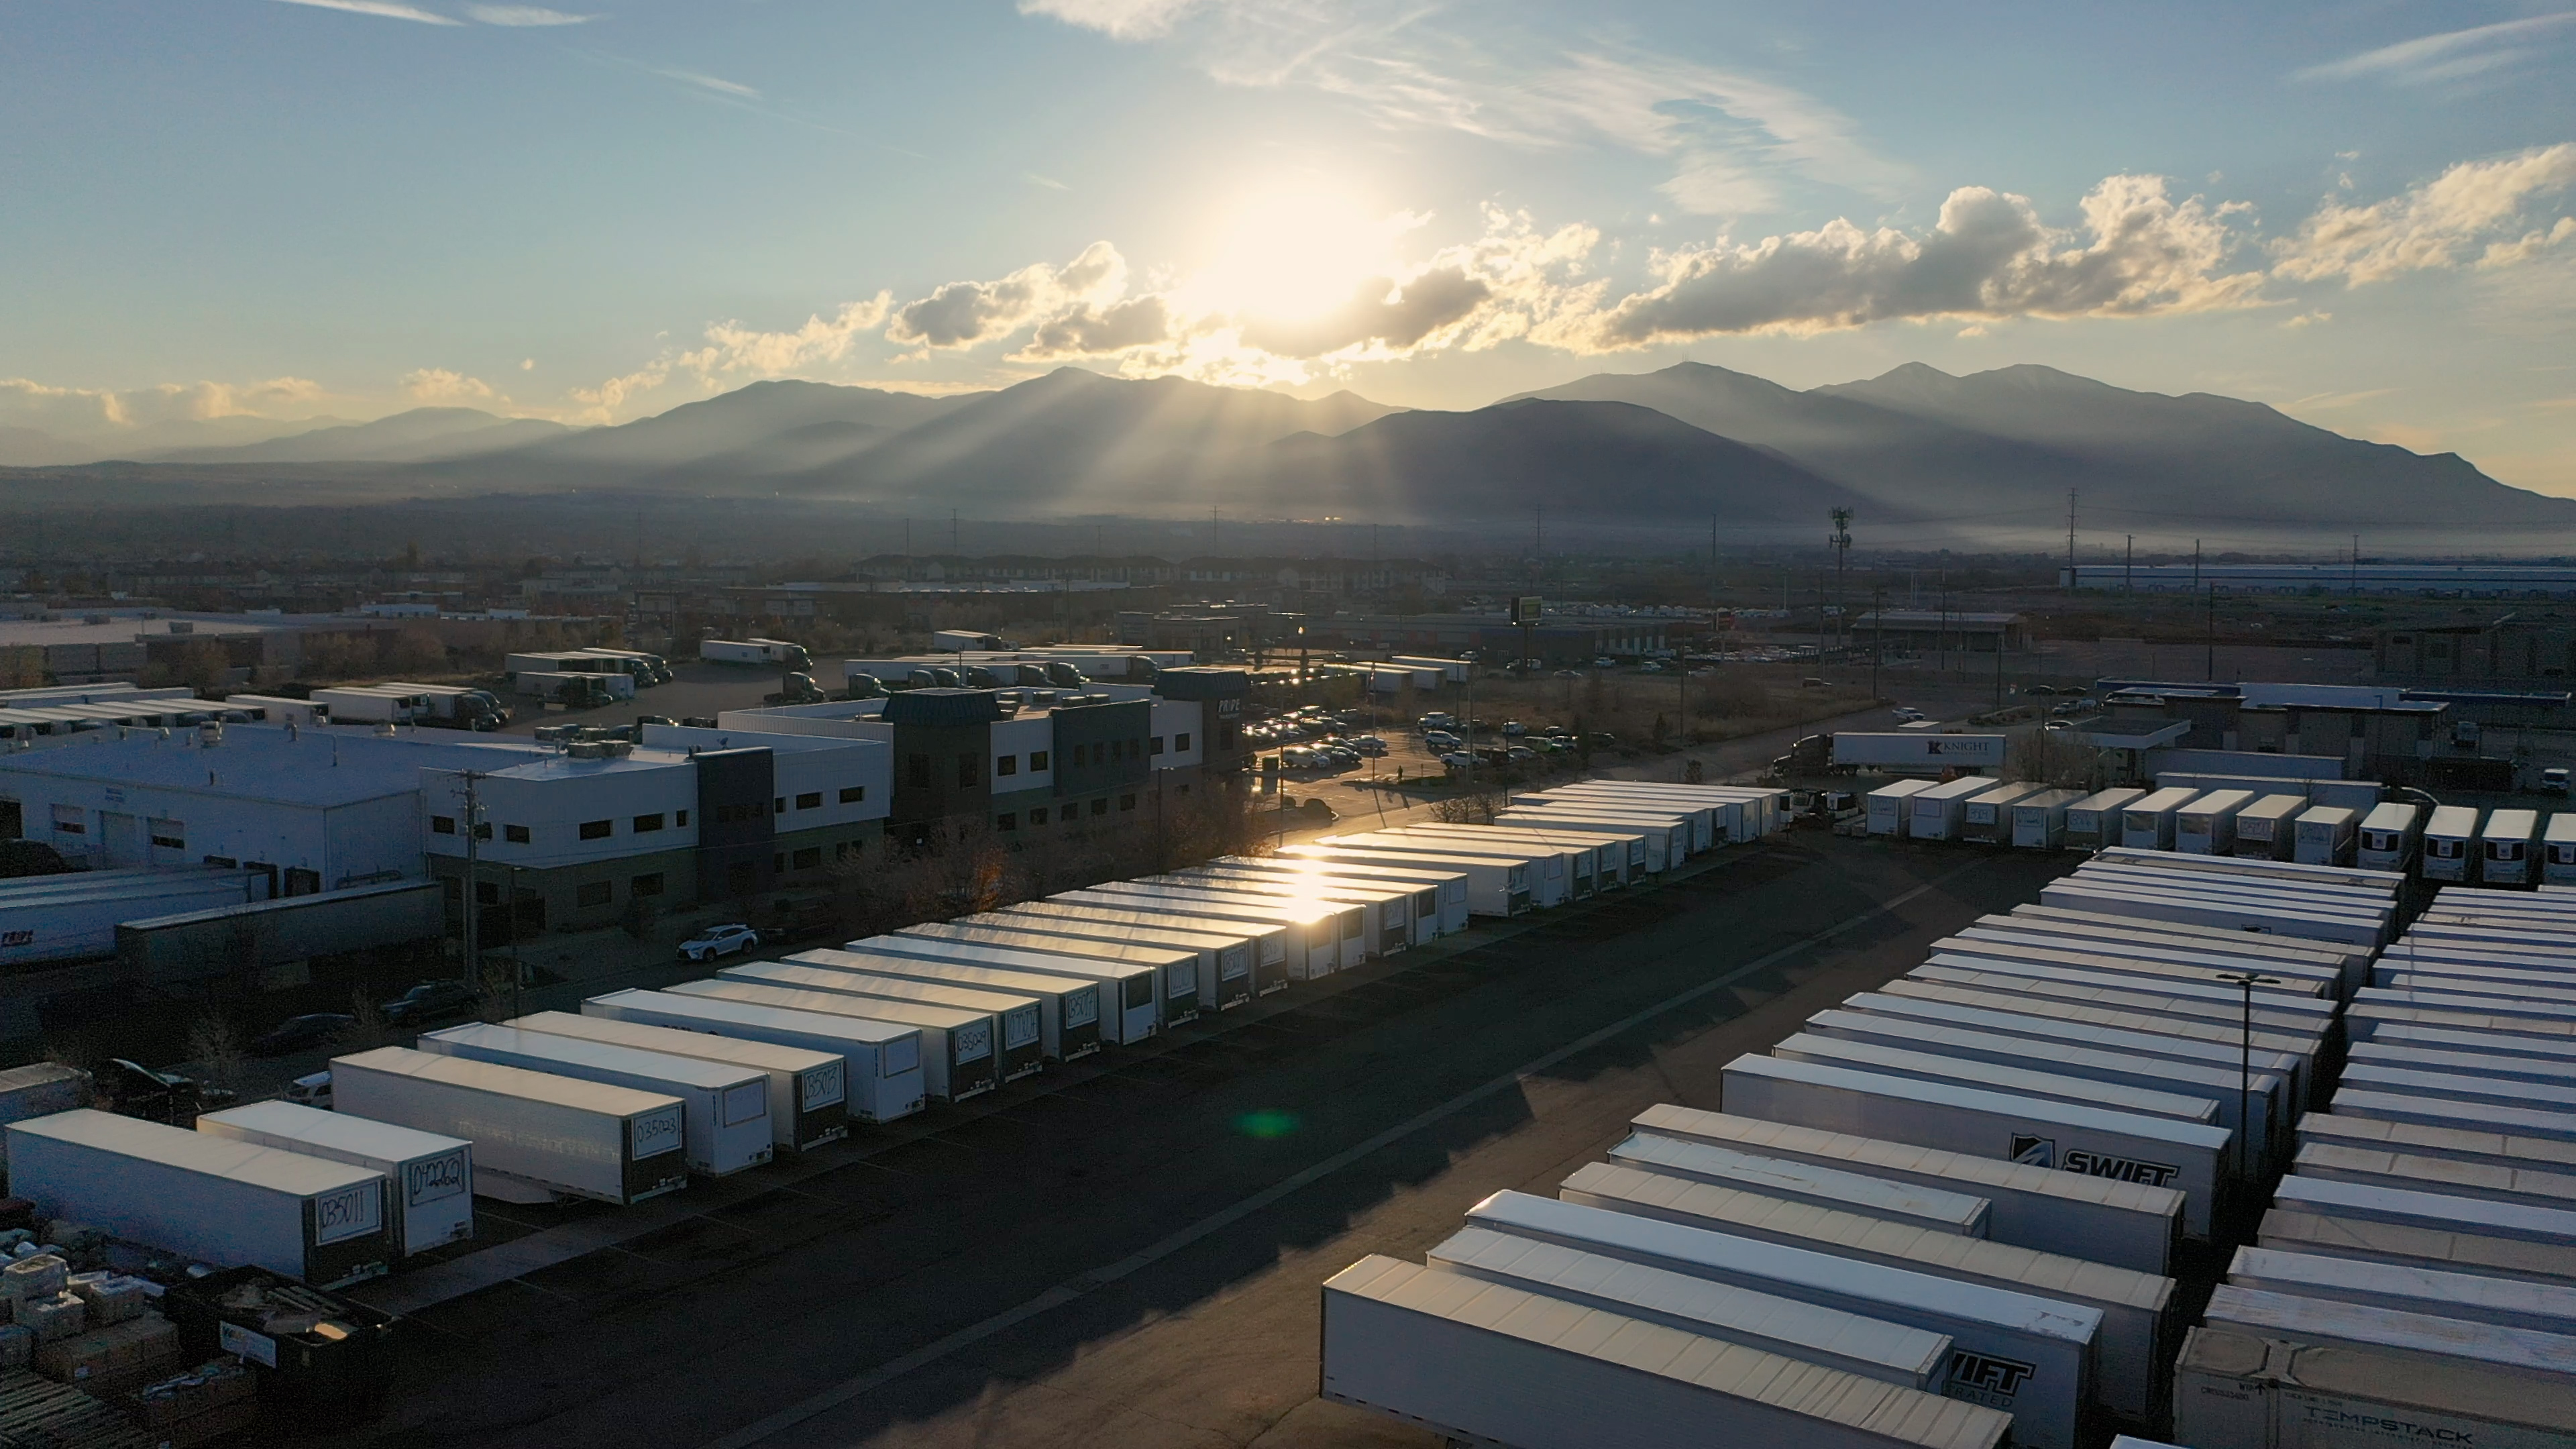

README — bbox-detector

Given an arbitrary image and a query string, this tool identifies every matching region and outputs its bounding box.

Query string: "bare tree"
[182,1016,245,1097]
[333,990,396,1053]
[2004,727,2105,789]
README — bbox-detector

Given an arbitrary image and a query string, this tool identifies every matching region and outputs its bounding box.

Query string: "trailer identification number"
[313,1183,384,1244]
[631,1108,683,1158]
[0,931,30,948]
[407,1154,467,1206]
[1945,1349,2036,1407]
[2010,1134,2182,1188]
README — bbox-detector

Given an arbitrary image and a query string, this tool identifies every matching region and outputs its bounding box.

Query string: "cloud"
[0,377,334,437]
[466,4,596,23]
[1019,0,1200,41]
[2296,11,2576,87]
[274,0,460,23]
[1024,172,1071,192]
[1016,3,1900,214]
[402,368,497,402]
[887,244,1128,350]
[2271,144,2576,284]
[566,361,674,425]
[1017,296,1179,359]
[684,293,895,376]
[1570,174,2262,350]
[2288,387,2396,410]
[655,66,759,99]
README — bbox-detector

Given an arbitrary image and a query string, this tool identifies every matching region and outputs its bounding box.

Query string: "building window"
[996,755,1018,776]
[580,820,612,841]
[633,813,664,833]
[957,753,981,787]
[1028,806,1047,824]
[834,839,863,860]
[1119,793,1136,812]
[476,880,501,904]
[996,812,1017,831]
[441,877,462,904]
[1175,732,1190,751]
[775,797,786,814]
[204,855,237,868]
[796,792,821,810]
[1069,743,1086,767]
[150,822,185,850]
[50,806,83,836]
[504,824,531,843]
[792,847,821,869]
[676,810,690,826]
[838,786,865,804]
[431,816,456,835]
[632,872,665,897]
[577,881,612,908]
[908,754,931,788]
[773,853,786,872]
[1029,750,1049,772]
[1090,798,1108,816]
[1150,736,1165,755]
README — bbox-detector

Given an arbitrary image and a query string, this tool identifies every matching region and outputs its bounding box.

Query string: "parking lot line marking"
[697,859,1986,1449]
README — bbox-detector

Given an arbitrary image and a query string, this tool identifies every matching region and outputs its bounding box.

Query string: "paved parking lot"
[315,834,2075,1449]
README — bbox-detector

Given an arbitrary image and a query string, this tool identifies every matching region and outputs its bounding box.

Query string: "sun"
[1183,182,1409,324]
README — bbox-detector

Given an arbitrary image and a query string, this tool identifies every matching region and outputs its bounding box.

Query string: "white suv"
[678,924,761,962]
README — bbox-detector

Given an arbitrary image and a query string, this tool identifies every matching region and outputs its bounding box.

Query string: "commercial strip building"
[1847,610,2029,655]
[2063,561,2576,596]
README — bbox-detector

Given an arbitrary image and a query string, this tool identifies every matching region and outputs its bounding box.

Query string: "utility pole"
[2125,535,2134,594]
[2215,971,2279,1184]
[2352,535,2361,596]
[2207,584,2218,682]
[2065,489,2078,594]
[951,509,960,555]
[1871,584,1885,700]
[2193,538,2202,593]
[458,771,485,989]
[1708,517,1719,604]
[1938,571,1949,675]
[1829,508,1854,660]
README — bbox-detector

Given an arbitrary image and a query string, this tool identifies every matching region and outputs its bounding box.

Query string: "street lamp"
[2214,970,2279,1186]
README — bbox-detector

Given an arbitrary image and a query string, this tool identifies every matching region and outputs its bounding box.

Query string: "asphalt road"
[317,834,2076,1449]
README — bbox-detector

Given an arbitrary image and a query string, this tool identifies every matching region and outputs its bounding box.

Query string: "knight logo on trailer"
[1945,1348,2037,1408]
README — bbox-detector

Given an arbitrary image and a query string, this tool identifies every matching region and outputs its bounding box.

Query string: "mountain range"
[5,362,2567,541]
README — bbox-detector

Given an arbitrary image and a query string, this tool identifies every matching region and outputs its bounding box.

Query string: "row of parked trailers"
[0,781,1783,1297]
[2164,882,2576,1449]
[1322,847,2428,1449]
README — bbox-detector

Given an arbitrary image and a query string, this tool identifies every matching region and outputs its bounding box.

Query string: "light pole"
[2215,970,2279,1186]
[1829,508,1854,661]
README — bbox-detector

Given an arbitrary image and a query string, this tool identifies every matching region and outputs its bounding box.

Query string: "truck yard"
[294,832,2068,1449]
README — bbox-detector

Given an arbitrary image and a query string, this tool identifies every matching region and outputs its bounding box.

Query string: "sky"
[5,1,2576,490]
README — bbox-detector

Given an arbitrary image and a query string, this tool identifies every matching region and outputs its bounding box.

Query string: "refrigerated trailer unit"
[784,947,1099,1062]
[1050,884,1344,984]
[840,932,1163,1040]
[1346,829,1584,903]
[502,1010,848,1152]
[418,1022,773,1176]
[1719,1053,2232,1238]
[2174,1324,2576,1449]
[2487,808,2544,885]
[1626,1103,2180,1274]
[2292,805,2359,866]
[2010,789,2088,851]
[2358,801,2424,873]
[932,912,1258,1012]
[578,987,926,1120]
[2175,789,2256,855]
[327,1046,687,1205]
[1547,1164,2176,1423]
[2424,804,2484,882]
[1888,975,2333,1095]
[2033,881,2387,947]
[1934,934,2345,1001]
[2276,1174,2576,1247]
[685,970,1000,1101]
[9,1110,394,1288]
[1605,1132,1992,1238]
[1391,823,1621,894]
[987,899,1281,1002]
[1489,811,1674,873]
[1211,856,1470,936]
[2548,812,2576,885]
[1907,777,1999,843]
[2118,787,2200,850]
[1319,1256,2009,1449]
[1867,778,1937,837]
[2230,794,2306,860]
[1768,1034,2224,1140]
[2292,1138,2576,1216]
[2201,1283,2576,1379]
[1460,1191,2099,1447]
[1505,800,1696,859]
[890,922,1203,1022]
[1958,782,2047,845]
[195,1101,471,1256]
[2227,1242,2576,1334]
[2063,788,2145,851]
[1283,842,1531,918]
[1424,1227,1955,1389]
[1142,870,1417,954]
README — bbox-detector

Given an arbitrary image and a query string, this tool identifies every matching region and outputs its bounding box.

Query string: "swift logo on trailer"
[2009,1134,2182,1187]
[2010,1133,2055,1168]
[1945,1348,2037,1407]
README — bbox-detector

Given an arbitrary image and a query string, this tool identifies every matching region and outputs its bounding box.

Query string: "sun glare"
[1185,182,1407,324]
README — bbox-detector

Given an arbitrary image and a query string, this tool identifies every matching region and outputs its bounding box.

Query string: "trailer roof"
[1608,1132,1992,1233]
[510,1010,840,1075]
[197,1099,468,1162]
[2205,1285,2576,1376]
[421,1022,764,1090]
[11,1108,384,1197]
[1724,1055,2232,1151]
[586,986,932,1042]
[333,1044,685,1118]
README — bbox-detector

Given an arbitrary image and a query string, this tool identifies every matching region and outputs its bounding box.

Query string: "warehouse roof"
[0,724,552,807]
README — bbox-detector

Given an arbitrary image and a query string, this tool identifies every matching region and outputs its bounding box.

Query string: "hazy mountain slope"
[525,380,977,468]
[0,427,91,468]
[1511,361,2089,518]
[1209,398,1860,523]
[1815,363,2575,526]
[140,407,573,464]
[788,368,1405,509]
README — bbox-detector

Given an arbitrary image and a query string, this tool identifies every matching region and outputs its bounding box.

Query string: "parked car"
[1505,745,1538,763]
[1437,751,1476,770]
[1890,706,1925,722]
[1501,720,1527,737]
[678,923,761,962]
[1417,712,1457,731]
[1553,669,1581,678]
[285,1071,333,1109]
[107,1059,233,1124]
[1591,657,1616,669]
[380,979,478,1025]
[251,1014,356,1057]
[1424,730,1463,751]
[2043,719,2077,732]
[2544,767,2570,794]
[1348,736,1387,756]
[2023,685,2058,696]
